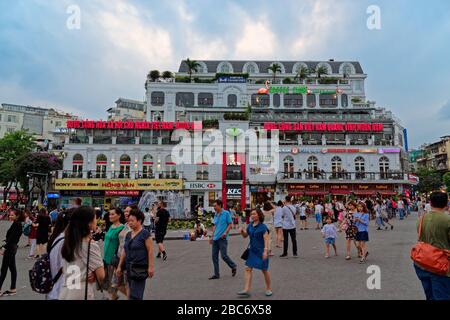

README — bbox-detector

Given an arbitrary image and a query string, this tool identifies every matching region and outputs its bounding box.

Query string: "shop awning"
[330,189,351,195]
[304,191,328,196]
[288,191,304,195]
[378,191,397,195]
[353,190,375,195]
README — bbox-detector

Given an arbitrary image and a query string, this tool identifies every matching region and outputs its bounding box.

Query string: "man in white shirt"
[280,196,298,258]
[397,198,405,220]
[314,201,324,230]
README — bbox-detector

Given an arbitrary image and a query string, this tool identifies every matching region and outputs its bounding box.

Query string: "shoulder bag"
[411,215,450,275]
[126,232,149,281]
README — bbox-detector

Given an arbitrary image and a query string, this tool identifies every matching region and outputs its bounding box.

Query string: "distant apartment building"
[106,98,145,121]
[416,136,450,172]
[0,103,78,149]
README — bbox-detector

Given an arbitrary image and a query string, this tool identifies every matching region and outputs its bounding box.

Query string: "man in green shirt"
[413,191,450,300]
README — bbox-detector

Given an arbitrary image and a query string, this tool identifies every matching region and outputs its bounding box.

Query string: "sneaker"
[265,290,273,297]
[232,268,237,277]
[162,252,167,261]
[293,254,299,258]
[279,254,288,259]
[208,275,220,280]
[237,291,251,298]
[156,253,161,259]
[391,225,394,230]
[325,255,329,259]
[2,290,16,296]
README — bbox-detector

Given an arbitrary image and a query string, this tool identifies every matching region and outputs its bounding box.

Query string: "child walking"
[321,217,337,258]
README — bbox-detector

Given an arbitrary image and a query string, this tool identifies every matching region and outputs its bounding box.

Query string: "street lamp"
[27,172,48,208]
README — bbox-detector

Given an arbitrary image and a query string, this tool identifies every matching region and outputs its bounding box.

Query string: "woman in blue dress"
[238,208,272,298]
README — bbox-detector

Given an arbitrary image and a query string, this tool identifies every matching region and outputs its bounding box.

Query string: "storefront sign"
[66,120,201,131]
[184,182,222,190]
[264,122,383,132]
[378,148,400,154]
[250,167,276,175]
[218,76,246,83]
[55,179,183,191]
[105,191,140,196]
[227,185,242,198]
[326,149,359,153]
[359,149,378,153]
[267,86,337,95]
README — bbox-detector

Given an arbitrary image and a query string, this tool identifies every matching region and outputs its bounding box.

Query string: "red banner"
[67,120,200,131]
[105,191,140,196]
[264,122,383,132]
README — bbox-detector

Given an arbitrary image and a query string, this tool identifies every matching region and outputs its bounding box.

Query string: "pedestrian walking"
[59,206,105,300]
[262,201,275,256]
[103,208,125,300]
[208,199,237,280]
[0,209,25,297]
[155,201,170,260]
[354,203,370,263]
[321,216,338,258]
[314,201,324,230]
[273,201,284,248]
[397,198,405,220]
[238,208,272,298]
[35,208,51,258]
[27,212,38,258]
[342,201,359,260]
[46,208,73,300]
[298,202,308,230]
[412,191,450,300]
[143,207,152,233]
[375,200,388,230]
[280,196,298,258]
[116,207,154,300]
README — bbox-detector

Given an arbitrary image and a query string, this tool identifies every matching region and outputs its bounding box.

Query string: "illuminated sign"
[264,122,384,132]
[218,76,246,83]
[378,148,400,154]
[54,179,183,191]
[184,182,222,190]
[105,191,140,196]
[267,86,337,95]
[66,120,202,131]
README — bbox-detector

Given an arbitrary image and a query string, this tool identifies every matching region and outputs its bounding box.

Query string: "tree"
[16,152,63,202]
[443,172,450,192]
[0,130,36,203]
[148,70,160,82]
[294,66,310,83]
[185,58,200,82]
[316,65,329,78]
[267,63,282,84]
[162,71,173,79]
[416,167,442,194]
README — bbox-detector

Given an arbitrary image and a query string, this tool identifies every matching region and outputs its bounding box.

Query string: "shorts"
[155,230,167,244]
[300,216,307,221]
[325,238,335,245]
[315,213,322,223]
[355,231,369,242]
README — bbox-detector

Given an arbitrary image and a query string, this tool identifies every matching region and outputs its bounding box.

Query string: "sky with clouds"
[0,0,449,149]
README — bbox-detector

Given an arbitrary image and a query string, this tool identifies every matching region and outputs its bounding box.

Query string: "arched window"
[165,155,176,179]
[243,62,258,74]
[307,156,319,173]
[72,154,83,178]
[119,154,131,178]
[217,62,233,73]
[273,93,280,107]
[307,94,316,107]
[175,92,194,107]
[151,91,165,106]
[142,154,153,179]
[341,94,348,107]
[198,93,213,106]
[284,94,303,108]
[339,62,356,77]
[251,94,270,107]
[331,156,342,177]
[96,154,107,178]
[227,94,237,107]
[355,156,366,179]
[320,93,337,107]
[283,156,294,178]
[379,156,389,179]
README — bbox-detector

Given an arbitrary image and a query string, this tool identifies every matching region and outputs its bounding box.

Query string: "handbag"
[129,263,149,280]
[411,215,450,275]
[241,245,250,260]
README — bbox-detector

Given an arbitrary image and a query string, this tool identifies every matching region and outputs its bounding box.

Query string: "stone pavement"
[0,213,427,300]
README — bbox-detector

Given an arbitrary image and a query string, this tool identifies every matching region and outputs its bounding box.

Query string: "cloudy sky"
[1,0,449,148]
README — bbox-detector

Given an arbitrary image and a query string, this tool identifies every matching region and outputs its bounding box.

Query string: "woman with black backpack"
[0,209,25,297]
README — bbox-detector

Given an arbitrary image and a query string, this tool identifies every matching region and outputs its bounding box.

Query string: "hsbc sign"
[185,182,222,190]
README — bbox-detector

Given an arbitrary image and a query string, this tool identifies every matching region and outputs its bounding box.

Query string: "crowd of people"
[0,192,447,300]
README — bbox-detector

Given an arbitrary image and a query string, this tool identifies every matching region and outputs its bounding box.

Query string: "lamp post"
[27,172,48,208]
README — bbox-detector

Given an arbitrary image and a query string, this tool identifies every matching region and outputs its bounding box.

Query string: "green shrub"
[282,78,293,84]
[175,76,191,83]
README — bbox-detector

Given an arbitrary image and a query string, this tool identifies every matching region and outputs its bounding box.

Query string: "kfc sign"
[227,185,242,198]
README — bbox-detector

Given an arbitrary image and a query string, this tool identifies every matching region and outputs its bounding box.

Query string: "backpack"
[29,237,64,294]
[22,222,32,237]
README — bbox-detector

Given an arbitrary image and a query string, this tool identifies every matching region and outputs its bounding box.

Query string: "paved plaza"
[0,213,425,300]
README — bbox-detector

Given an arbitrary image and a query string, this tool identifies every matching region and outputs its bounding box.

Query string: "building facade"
[415,136,450,172]
[55,59,414,215]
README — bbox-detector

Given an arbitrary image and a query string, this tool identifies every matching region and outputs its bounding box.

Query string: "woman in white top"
[262,202,275,256]
[273,201,284,248]
[59,207,105,300]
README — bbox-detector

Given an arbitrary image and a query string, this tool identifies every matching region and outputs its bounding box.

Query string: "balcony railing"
[57,170,178,179]
[69,136,89,144]
[277,171,407,181]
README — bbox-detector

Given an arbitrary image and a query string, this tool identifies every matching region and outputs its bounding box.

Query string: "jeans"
[128,279,146,300]
[282,228,298,256]
[398,209,405,220]
[414,264,450,300]
[0,245,18,291]
[375,217,385,227]
[212,239,236,277]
